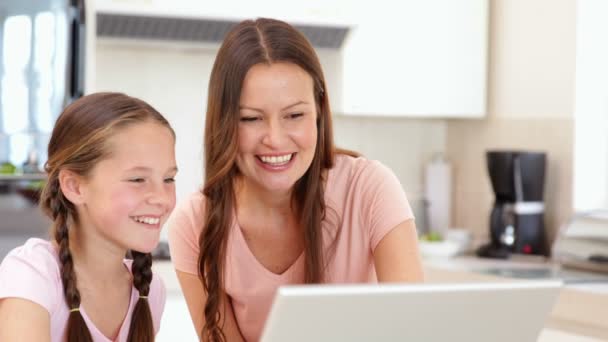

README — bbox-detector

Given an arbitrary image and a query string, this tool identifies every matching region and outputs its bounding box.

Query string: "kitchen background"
[3,0,608,340]
[92,0,577,248]
[0,0,588,256]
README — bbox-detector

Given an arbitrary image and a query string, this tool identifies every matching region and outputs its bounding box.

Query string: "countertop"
[152,258,608,341]
[423,256,608,341]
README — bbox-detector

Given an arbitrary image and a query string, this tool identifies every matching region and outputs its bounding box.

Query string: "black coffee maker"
[477,150,547,259]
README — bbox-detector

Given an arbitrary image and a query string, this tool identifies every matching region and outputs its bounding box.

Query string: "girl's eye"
[129,178,145,183]
[240,116,260,122]
[287,113,303,119]
[164,177,176,184]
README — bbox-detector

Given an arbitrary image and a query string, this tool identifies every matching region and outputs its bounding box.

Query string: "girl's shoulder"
[0,238,63,312]
[0,238,61,277]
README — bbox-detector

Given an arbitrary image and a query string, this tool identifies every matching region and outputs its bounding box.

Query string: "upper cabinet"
[94,0,352,26]
[338,0,489,118]
[93,0,488,118]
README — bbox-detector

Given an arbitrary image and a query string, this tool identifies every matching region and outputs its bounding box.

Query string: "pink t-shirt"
[0,238,166,342]
[168,155,415,341]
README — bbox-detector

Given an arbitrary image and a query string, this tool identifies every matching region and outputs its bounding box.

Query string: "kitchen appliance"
[477,150,547,259]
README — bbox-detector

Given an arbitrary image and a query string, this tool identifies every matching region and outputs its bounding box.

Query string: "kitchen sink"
[474,266,608,284]
[425,255,608,285]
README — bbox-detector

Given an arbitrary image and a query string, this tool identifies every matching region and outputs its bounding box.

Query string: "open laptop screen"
[261,281,562,342]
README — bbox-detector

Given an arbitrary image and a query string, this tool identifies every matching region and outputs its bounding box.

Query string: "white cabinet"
[339,0,489,118]
[94,0,351,27]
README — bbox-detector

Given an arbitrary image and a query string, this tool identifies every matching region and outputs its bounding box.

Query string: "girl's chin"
[129,239,161,255]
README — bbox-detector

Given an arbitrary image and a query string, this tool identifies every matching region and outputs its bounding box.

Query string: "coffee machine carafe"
[477,151,547,259]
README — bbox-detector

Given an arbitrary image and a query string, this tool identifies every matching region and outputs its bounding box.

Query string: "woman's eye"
[129,178,145,183]
[164,177,176,184]
[240,116,260,122]
[287,113,303,119]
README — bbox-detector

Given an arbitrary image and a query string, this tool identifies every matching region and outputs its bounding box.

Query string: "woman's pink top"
[168,155,416,341]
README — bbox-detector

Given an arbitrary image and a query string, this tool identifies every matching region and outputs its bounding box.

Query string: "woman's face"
[236,62,318,194]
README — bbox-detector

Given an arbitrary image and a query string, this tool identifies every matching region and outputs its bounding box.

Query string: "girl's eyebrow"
[124,166,178,173]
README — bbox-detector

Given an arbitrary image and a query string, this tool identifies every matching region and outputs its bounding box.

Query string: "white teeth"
[132,216,160,225]
[260,154,292,165]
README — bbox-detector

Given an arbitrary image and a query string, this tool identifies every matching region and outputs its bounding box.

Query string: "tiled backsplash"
[446,117,574,247]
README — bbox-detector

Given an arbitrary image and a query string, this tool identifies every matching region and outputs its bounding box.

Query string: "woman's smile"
[255,152,297,171]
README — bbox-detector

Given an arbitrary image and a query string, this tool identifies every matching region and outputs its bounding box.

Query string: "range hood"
[94,0,351,48]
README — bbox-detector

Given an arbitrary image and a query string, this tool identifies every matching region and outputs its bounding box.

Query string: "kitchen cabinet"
[338,0,489,118]
[94,0,352,27]
[93,0,488,118]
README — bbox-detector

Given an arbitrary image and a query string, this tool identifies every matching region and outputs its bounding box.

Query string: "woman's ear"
[58,169,86,205]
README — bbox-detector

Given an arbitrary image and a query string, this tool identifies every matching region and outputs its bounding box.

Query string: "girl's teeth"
[260,154,292,165]
[133,216,160,225]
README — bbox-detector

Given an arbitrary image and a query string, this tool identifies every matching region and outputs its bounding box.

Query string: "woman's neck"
[235,177,294,217]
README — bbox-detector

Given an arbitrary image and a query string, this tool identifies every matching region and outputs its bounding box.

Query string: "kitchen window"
[0,1,70,169]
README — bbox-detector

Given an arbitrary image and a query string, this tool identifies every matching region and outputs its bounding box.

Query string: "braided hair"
[39,92,174,341]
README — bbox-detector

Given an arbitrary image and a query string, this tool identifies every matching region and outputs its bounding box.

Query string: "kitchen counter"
[152,259,608,341]
[424,257,608,341]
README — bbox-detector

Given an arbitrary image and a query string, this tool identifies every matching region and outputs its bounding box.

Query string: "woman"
[168,18,424,342]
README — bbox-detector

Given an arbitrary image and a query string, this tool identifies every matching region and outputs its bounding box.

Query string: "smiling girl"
[0,92,177,341]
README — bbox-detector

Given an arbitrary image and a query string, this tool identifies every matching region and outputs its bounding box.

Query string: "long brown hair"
[199,18,340,341]
[39,92,174,342]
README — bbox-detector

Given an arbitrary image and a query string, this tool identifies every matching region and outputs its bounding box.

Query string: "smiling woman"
[167,17,424,342]
[236,62,318,194]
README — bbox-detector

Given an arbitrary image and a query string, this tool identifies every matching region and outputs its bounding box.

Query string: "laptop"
[260,281,562,342]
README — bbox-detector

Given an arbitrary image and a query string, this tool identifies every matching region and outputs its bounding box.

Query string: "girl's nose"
[148,182,174,208]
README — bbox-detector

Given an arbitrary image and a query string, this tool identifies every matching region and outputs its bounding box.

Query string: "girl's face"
[79,120,177,253]
[236,62,318,194]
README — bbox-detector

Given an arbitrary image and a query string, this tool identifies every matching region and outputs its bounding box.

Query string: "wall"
[446,0,577,246]
[94,42,446,238]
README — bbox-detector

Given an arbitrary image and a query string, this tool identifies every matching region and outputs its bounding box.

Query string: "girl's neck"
[67,225,130,283]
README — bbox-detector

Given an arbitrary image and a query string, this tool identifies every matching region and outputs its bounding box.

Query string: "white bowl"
[419,239,462,259]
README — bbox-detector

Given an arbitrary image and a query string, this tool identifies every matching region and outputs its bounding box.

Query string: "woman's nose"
[261,119,286,147]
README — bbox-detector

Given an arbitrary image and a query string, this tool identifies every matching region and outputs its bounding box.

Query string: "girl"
[168,18,424,342]
[0,92,177,341]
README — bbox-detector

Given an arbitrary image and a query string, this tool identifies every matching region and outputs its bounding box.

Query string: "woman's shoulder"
[173,191,207,220]
[329,154,393,188]
[167,191,207,274]
[168,190,207,236]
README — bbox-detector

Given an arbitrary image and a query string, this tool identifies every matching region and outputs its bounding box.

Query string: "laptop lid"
[260,281,562,342]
